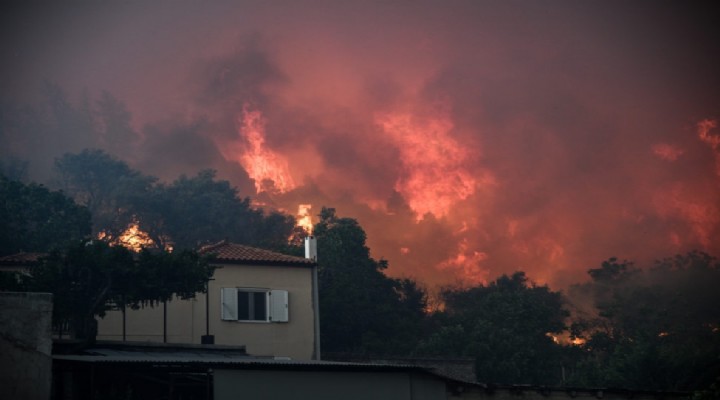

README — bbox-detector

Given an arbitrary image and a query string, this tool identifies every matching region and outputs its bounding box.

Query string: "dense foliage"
[418,272,569,384]
[54,150,298,251]
[4,240,214,341]
[566,253,720,391]
[0,174,91,256]
[314,207,428,355]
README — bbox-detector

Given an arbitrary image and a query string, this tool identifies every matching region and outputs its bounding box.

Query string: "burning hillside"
[2,2,720,288]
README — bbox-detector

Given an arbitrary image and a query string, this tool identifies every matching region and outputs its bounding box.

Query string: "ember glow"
[3,2,720,288]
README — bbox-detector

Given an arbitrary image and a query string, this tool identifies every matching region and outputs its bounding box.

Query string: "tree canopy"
[53,150,297,251]
[54,149,156,239]
[0,174,91,256]
[418,271,569,385]
[567,252,720,391]
[17,240,214,341]
[314,207,428,355]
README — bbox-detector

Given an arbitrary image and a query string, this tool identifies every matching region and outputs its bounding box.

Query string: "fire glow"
[7,2,718,289]
[98,221,157,253]
[376,111,483,221]
[236,105,296,194]
[296,204,314,234]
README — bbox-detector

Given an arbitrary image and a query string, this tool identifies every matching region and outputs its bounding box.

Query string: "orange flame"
[547,332,586,346]
[296,203,313,233]
[376,111,482,221]
[98,220,157,253]
[117,222,156,252]
[236,105,296,194]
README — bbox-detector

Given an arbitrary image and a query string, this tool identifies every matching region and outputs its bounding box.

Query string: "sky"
[2,1,719,289]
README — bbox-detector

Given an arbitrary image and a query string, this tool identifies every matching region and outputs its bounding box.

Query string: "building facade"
[96,241,320,360]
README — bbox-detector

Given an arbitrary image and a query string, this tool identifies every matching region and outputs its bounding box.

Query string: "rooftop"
[199,241,315,267]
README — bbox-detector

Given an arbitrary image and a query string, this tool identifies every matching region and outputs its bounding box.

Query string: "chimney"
[304,236,317,261]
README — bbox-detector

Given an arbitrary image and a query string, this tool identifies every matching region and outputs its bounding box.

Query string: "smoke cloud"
[2,1,719,288]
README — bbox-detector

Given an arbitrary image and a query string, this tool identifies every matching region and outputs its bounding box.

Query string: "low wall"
[0,292,53,400]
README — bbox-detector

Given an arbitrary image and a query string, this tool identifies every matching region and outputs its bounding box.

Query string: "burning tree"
[54,150,299,252]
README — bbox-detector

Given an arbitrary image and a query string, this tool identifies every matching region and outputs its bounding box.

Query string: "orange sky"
[2,1,719,289]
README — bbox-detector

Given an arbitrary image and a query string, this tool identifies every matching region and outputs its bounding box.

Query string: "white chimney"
[304,236,317,261]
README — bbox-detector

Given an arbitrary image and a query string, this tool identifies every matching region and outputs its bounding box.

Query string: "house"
[96,239,320,360]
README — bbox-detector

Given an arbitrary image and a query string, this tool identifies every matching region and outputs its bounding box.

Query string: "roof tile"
[199,241,314,266]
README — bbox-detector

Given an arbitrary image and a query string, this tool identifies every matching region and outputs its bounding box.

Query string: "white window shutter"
[221,287,238,320]
[269,290,289,322]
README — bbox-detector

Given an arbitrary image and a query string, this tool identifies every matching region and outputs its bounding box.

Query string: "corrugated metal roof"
[199,241,315,267]
[52,345,481,386]
[54,350,420,371]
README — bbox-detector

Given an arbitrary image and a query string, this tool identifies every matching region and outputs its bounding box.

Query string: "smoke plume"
[2,1,719,288]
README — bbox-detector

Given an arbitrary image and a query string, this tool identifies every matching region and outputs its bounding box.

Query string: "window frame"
[220,287,289,323]
[236,288,270,323]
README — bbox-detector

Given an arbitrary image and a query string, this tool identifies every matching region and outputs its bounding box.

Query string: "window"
[220,288,288,322]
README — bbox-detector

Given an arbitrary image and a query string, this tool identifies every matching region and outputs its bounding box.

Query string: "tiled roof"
[199,241,314,267]
[0,252,44,265]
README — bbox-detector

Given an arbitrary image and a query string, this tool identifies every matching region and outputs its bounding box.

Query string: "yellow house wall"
[97,262,316,360]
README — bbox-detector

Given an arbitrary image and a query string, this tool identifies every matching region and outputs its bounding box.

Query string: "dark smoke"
[2,1,719,288]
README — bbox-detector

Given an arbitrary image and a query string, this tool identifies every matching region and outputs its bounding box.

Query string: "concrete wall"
[214,370,447,400]
[0,292,53,400]
[97,262,317,360]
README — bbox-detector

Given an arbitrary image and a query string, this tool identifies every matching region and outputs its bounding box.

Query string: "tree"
[418,272,569,385]
[313,207,428,355]
[54,149,156,238]
[567,252,720,391]
[25,240,214,341]
[140,169,297,251]
[0,174,91,256]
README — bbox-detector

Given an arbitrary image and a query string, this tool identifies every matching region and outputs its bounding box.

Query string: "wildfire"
[437,238,489,285]
[235,104,296,194]
[98,220,157,253]
[547,332,586,346]
[296,204,314,234]
[376,111,483,221]
[653,184,719,248]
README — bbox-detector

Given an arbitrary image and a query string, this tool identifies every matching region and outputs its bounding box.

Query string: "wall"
[214,370,447,400]
[0,292,53,400]
[97,262,316,360]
